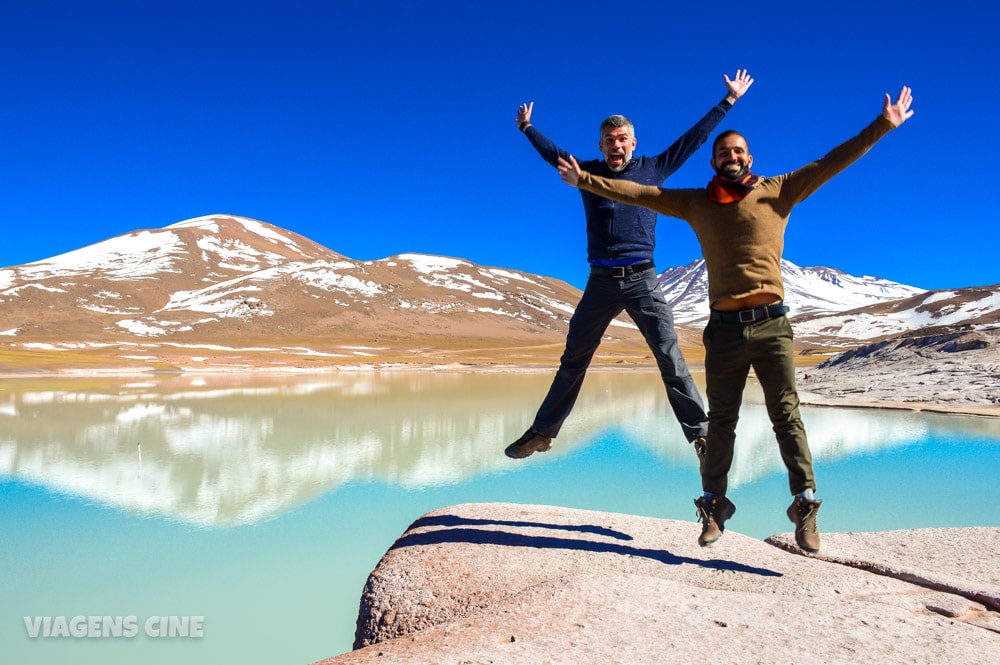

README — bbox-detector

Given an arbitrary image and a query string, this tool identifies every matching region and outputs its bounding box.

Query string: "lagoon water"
[2,371,998,664]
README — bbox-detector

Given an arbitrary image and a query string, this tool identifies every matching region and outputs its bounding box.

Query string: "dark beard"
[716,162,749,181]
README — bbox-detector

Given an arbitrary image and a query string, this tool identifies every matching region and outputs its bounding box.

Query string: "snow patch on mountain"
[195,235,289,272]
[21,230,185,280]
[780,262,923,313]
[794,289,1000,342]
[117,319,170,336]
[291,265,386,297]
[481,268,541,285]
[397,253,468,273]
[169,215,303,249]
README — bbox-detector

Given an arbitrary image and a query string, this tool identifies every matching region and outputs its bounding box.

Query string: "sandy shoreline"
[795,393,1000,418]
[2,358,996,419]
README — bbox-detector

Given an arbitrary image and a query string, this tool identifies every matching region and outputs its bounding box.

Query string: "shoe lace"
[695,502,712,525]
[799,504,818,533]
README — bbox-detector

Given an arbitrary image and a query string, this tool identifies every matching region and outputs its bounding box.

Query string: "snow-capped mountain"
[0,214,996,370]
[659,258,926,324]
[659,258,999,348]
[0,215,643,367]
[792,286,1000,344]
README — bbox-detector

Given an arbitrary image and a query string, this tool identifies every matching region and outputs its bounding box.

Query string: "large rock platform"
[313,503,999,664]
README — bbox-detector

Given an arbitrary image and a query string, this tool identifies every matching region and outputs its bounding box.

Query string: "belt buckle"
[610,266,626,279]
[738,309,757,323]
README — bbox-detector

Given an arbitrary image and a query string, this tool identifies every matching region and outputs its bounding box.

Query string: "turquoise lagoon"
[1,371,998,664]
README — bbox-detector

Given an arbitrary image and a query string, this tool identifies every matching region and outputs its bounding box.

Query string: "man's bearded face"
[600,126,637,172]
[712,135,753,180]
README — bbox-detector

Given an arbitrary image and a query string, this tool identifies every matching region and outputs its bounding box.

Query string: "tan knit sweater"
[576,116,895,307]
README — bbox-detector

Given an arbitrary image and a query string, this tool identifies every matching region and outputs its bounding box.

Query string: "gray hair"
[599,114,634,139]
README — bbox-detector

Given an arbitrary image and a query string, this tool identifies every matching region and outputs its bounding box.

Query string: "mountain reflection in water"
[2,371,999,665]
[2,371,998,527]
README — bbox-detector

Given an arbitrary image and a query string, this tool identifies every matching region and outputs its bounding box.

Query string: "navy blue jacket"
[522,98,733,264]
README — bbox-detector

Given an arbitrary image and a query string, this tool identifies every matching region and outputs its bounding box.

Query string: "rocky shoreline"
[795,327,1000,418]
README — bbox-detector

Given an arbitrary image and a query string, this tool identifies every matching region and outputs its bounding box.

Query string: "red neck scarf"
[707,173,759,204]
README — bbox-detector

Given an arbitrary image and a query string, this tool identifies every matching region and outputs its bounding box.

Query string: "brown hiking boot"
[787,497,822,553]
[692,436,707,473]
[694,495,736,547]
[504,428,552,459]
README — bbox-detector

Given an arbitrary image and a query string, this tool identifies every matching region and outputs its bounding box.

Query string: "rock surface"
[797,327,1000,417]
[313,503,999,664]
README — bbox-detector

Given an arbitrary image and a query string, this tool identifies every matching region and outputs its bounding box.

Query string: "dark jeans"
[532,267,708,442]
[701,314,816,497]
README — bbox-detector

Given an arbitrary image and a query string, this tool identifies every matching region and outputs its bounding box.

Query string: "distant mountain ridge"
[655,258,998,348]
[0,215,642,368]
[658,258,926,323]
[0,214,997,371]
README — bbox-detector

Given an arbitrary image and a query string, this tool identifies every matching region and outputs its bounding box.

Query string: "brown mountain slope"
[0,215,661,372]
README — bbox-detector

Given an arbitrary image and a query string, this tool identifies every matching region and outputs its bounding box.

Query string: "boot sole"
[698,532,722,547]
[504,440,551,459]
[796,540,820,554]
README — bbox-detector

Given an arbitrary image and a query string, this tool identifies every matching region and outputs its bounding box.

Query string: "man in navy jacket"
[506,70,753,461]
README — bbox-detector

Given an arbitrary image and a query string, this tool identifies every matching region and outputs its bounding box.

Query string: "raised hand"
[724,69,754,102]
[516,101,534,128]
[883,86,914,127]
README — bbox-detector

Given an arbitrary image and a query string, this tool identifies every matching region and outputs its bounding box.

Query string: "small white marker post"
[137,442,142,478]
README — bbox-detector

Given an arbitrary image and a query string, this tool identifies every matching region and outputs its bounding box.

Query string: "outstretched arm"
[778,86,915,206]
[882,86,914,127]
[651,68,754,177]
[558,156,682,216]
[724,69,754,105]
[514,100,574,168]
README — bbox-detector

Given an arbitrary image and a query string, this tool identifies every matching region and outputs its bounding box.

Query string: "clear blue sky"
[1,0,995,291]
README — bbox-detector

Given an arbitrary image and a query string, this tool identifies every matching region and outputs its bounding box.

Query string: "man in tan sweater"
[557,87,914,553]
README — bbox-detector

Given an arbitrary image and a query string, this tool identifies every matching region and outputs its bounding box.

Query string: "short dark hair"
[599,114,634,139]
[712,130,747,156]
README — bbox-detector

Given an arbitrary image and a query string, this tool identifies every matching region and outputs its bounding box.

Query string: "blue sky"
[1,0,995,291]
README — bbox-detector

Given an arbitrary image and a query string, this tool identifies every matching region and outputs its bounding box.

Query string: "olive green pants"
[701,314,816,496]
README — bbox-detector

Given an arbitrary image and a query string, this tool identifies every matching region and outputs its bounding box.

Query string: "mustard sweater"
[576,116,895,307]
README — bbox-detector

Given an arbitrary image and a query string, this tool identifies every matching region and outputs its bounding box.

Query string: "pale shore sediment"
[2,359,996,419]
